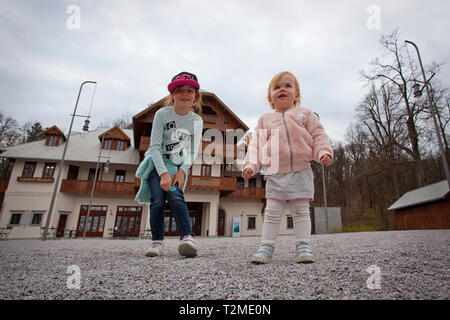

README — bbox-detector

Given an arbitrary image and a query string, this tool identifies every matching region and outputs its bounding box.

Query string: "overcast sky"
[1,0,449,143]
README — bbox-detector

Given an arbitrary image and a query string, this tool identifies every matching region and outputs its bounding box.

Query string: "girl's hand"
[160,172,172,192]
[242,168,254,180]
[171,169,185,190]
[320,154,332,167]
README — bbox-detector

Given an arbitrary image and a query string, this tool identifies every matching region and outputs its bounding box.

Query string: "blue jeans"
[147,168,193,241]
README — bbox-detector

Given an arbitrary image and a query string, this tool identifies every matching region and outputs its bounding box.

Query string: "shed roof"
[388,180,450,211]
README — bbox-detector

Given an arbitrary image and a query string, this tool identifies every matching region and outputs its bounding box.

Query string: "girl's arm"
[306,111,333,164]
[242,116,264,177]
[149,109,168,176]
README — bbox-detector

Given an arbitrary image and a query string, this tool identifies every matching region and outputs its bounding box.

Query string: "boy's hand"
[320,154,332,167]
[242,168,254,180]
[160,172,172,192]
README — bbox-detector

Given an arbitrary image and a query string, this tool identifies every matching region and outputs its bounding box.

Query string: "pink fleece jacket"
[243,106,333,176]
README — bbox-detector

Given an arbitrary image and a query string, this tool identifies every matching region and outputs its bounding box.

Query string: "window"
[31,212,43,225]
[117,140,125,151]
[88,168,100,181]
[42,163,56,178]
[47,135,58,146]
[103,139,112,150]
[201,165,211,176]
[115,170,126,182]
[237,177,245,188]
[248,216,256,230]
[249,178,256,188]
[287,216,293,229]
[9,213,22,225]
[22,162,36,178]
[202,105,217,115]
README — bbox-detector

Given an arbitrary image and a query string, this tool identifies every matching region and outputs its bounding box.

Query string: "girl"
[242,71,333,264]
[136,71,203,258]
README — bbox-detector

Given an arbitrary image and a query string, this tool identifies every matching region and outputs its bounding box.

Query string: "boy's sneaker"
[178,235,197,258]
[296,242,315,263]
[251,244,274,264]
[145,240,164,257]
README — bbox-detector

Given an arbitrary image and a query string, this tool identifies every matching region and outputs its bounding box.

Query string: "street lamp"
[314,112,329,233]
[42,81,97,241]
[82,131,113,239]
[405,40,450,189]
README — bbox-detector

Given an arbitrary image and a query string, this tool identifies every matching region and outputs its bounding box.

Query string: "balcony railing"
[17,176,55,183]
[186,176,236,191]
[225,188,265,199]
[60,179,135,195]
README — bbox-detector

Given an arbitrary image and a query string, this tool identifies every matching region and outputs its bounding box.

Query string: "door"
[114,206,143,237]
[56,214,68,238]
[218,209,225,236]
[163,202,202,236]
[76,205,107,237]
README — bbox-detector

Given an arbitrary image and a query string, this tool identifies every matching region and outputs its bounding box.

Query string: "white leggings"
[261,198,311,246]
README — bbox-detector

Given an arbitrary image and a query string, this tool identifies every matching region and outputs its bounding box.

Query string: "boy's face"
[172,85,197,109]
[269,74,299,112]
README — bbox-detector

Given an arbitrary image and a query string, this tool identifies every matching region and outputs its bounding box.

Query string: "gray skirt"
[265,167,314,200]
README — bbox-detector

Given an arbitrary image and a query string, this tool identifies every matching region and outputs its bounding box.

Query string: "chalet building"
[0,90,299,239]
[388,180,450,230]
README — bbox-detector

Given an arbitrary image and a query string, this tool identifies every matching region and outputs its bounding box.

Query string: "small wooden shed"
[388,180,450,230]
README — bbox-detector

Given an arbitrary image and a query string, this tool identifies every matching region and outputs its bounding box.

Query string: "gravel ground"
[0,230,448,300]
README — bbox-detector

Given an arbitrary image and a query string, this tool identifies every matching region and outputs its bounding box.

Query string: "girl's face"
[172,85,197,111]
[269,74,299,112]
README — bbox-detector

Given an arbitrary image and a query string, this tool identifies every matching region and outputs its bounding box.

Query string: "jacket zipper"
[281,112,293,171]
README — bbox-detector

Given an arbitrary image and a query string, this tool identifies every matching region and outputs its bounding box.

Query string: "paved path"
[0,230,448,300]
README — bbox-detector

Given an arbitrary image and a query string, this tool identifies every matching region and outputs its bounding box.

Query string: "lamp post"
[42,81,97,241]
[314,112,329,233]
[405,40,450,189]
[82,131,112,239]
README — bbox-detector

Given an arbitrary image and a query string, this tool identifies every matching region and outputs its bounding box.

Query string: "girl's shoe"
[296,242,315,263]
[178,235,197,258]
[145,240,164,257]
[251,245,274,264]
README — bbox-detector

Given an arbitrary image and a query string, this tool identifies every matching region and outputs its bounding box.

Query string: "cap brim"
[168,80,200,92]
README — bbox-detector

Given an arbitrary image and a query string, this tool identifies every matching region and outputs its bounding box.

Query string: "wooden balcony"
[0,180,9,193]
[60,179,135,195]
[225,188,266,199]
[140,136,150,152]
[186,176,236,196]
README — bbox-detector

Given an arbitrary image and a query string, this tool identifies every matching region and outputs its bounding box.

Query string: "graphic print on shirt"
[163,120,191,165]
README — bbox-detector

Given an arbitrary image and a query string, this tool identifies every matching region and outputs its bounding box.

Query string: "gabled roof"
[0,127,139,165]
[98,126,131,146]
[43,125,66,141]
[388,180,450,211]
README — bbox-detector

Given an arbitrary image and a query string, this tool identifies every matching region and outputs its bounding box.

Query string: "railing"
[60,179,135,195]
[186,176,236,191]
[225,188,265,199]
[0,180,9,193]
[17,177,55,183]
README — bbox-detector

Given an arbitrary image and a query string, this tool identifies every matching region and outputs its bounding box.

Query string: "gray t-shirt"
[149,106,203,176]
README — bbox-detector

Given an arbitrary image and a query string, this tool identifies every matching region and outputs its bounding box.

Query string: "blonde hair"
[267,71,301,109]
[163,86,203,115]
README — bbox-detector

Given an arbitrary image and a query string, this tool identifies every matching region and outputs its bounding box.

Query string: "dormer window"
[99,126,131,151]
[47,135,58,146]
[43,125,66,147]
